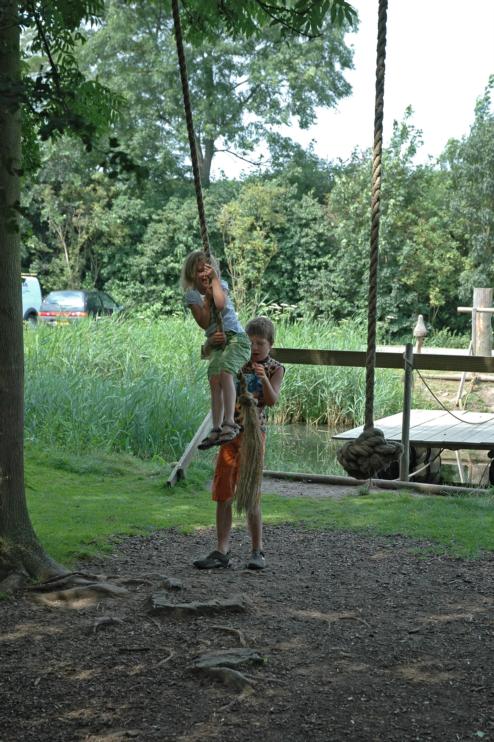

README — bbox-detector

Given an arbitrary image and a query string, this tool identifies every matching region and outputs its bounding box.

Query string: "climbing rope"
[171,0,209,255]
[337,0,403,479]
[172,0,262,506]
[171,0,224,337]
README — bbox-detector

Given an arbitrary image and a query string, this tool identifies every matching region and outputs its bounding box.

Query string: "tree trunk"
[200,137,215,187]
[0,0,64,584]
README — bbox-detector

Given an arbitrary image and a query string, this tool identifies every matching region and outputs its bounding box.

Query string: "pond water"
[264,423,346,476]
[263,424,492,488]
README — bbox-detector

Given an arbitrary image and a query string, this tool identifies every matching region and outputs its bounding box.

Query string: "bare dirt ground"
[1,496,494,741]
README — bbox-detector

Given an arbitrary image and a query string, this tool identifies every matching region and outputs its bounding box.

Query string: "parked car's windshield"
[44,291,85,309]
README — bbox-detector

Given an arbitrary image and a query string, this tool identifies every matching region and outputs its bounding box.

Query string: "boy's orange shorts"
[212,432,266,502]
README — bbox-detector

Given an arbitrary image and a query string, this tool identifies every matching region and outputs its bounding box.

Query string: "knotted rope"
[337,0,403,479]
[234,372,264,515]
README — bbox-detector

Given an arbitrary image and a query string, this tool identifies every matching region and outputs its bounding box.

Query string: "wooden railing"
[271,347,494,373]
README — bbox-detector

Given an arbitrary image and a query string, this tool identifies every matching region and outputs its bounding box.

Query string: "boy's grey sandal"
[193,550,231,569]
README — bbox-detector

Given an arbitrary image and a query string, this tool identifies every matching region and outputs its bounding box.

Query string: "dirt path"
[262,476,377,499]
[1,516,493,741]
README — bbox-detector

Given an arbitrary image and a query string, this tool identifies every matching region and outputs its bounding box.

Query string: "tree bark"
[0,0,64,584]
[200,137,215,187]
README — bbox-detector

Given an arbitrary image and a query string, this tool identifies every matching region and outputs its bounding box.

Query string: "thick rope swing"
[172,0,263,513]
[337,0,403,479]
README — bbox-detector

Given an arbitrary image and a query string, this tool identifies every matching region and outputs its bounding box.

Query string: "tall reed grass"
[24,316,409,459]
[274,318,406,427]
[25,318,209,459]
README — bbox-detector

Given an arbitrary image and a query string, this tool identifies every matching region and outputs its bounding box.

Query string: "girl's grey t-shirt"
[183,280,244,337]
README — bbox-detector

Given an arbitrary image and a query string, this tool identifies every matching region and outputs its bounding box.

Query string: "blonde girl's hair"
[180,250,221,291]
[245,316,275,345]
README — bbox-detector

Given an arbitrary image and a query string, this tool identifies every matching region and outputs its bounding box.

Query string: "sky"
[212,0,494,177]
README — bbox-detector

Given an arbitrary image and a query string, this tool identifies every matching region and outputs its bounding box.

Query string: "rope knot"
[238,391,258,410]
[337,427,403,480]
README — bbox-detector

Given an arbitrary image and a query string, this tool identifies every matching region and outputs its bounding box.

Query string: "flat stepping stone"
[189,648,265,690]
[148,593,249,617]
[161,577,183,591]
[190,648,264,670]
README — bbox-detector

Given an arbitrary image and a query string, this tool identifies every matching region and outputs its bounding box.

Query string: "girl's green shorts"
[207,331,251,379]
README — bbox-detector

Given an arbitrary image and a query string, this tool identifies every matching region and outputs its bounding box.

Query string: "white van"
[21,274,42,325]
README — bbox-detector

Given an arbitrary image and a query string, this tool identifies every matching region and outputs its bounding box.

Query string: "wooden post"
[473,288,493,357]
[399,343,414,481]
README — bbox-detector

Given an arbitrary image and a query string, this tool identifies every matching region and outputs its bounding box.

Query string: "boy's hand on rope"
[252,362,267,380]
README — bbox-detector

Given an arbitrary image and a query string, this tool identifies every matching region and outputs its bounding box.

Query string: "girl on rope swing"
[181,250,251,449]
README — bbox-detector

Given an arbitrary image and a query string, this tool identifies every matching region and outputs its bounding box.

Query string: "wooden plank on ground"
[167,412,212,487]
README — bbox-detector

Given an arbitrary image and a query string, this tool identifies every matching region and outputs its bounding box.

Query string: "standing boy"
[194,316,285,571]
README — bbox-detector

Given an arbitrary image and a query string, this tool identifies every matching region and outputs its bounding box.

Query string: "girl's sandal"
[218,422,240,444]
[198,428,222,450]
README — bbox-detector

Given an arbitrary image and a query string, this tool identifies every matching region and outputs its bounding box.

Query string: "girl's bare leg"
[220,371,236,426]
[210,375,224,429]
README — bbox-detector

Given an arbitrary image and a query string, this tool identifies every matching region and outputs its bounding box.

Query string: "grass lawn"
[25,446,494,566]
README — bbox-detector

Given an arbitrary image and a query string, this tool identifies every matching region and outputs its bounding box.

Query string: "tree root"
[210,624,248,647]
[31,581,129,608]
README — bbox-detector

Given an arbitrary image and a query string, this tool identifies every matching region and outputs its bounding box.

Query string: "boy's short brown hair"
[245,316,275,345]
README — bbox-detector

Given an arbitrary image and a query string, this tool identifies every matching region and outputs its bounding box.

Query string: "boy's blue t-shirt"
[183,280,244,337]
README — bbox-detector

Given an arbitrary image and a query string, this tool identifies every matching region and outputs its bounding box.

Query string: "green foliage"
[79,0,354,184]
[182,0,357,41]
[18,10,494,341]
[441,77,494,298]
[267,137,335,201]
[219,181,287,310]
[426,327,470,350]
[19,0,121,171]
[318,111,468,334]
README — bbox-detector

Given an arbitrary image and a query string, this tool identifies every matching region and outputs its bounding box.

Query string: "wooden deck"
[333,409,494,451]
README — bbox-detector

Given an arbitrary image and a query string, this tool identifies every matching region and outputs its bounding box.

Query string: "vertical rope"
[171,0,224,335]
[171,0,210,257]
[364,0,388,430]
